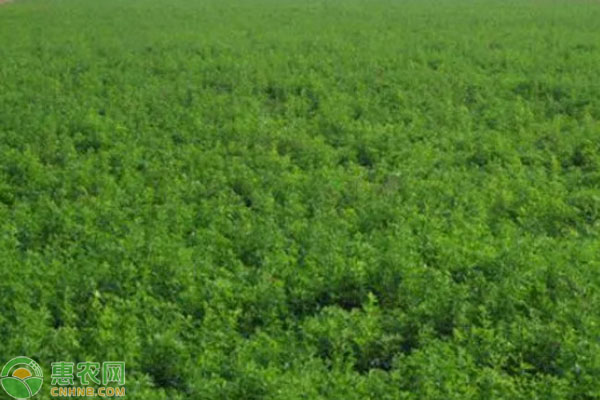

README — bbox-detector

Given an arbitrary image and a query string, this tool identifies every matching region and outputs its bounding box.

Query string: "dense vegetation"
[1,0,599,398]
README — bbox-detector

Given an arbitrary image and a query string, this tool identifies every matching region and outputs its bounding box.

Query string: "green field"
[1,0,600,398]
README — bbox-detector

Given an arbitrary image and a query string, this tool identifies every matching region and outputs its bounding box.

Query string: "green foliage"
[1,0,600,398]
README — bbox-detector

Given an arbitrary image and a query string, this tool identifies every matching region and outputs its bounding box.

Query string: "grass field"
[1,0,600,399]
